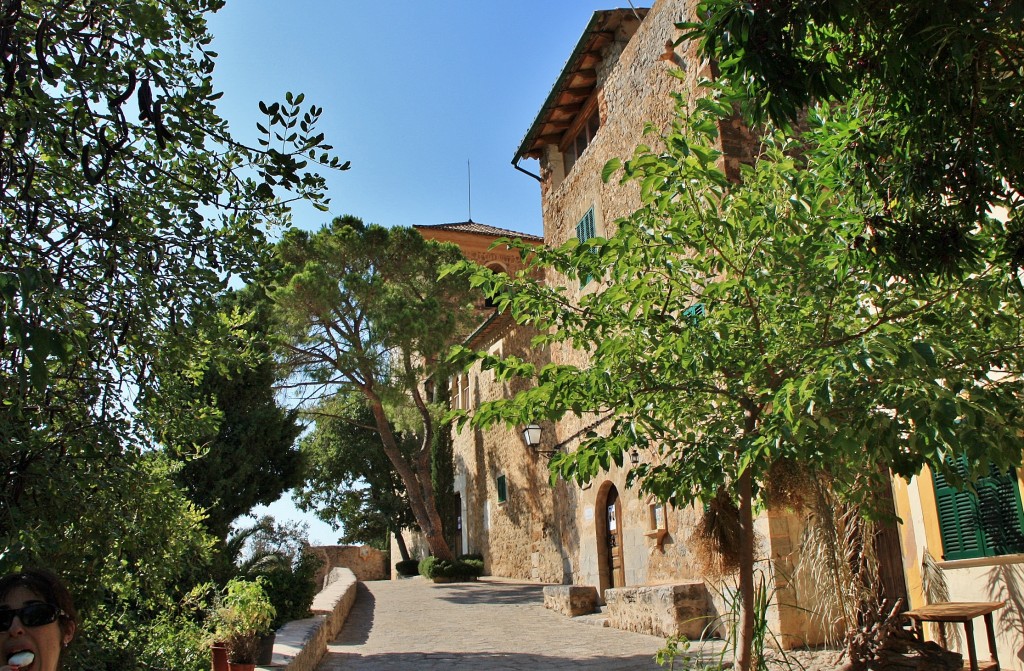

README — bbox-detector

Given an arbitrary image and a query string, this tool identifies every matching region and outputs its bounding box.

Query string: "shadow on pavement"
[333,582,376,646]
[322,650,663,670]
[431,582,545,607]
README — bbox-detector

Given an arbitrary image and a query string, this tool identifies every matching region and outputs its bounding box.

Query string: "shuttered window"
[576,208,596,244]
[496,474,507,504]
[932,457,1024,560]
[576,208,596,285]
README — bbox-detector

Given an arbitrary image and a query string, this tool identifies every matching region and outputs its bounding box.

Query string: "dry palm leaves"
[763,457,815,511]
[689,488,744,579]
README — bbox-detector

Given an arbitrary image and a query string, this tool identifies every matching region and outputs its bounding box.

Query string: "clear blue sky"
[210,1,645,544]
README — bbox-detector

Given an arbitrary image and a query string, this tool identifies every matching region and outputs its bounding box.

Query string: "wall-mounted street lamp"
[521,423,560,458]
[522,424,542,448]
[523,421,643,466]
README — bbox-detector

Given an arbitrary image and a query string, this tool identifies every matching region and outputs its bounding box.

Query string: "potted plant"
[216,578,276,671]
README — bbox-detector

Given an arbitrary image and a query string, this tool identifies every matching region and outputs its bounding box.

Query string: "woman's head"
[0,569,77,671]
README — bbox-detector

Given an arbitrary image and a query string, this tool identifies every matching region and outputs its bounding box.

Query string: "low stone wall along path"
[315,577,670,671]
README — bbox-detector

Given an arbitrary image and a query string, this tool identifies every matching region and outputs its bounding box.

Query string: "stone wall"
[452,0,757,596]
[450,1,826,652]
[259,568,358,671]
[452,321,580,584]
[311,545,388,585]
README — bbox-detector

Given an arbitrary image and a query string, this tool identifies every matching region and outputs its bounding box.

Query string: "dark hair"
[0,568,78,637]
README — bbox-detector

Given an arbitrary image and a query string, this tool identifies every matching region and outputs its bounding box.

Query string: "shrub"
[418,556,437,578]
[418,556,483,581]
[461,558,484,574]
[395,559,420,576]
[253,548,323,629]
[457,553,483,562]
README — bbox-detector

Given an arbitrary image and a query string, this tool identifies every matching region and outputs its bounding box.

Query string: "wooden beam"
[534,132,565,146]
[570,69,597,87]
[561,87,593,99]
[543,119,573,131]
[551,103,583,117]
[590,32,613,50]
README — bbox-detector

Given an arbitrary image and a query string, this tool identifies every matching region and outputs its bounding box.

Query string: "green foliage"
[431,411,459,552]
[679,2,1024,275]
[395,559,421,576]
[453,91,1024,671]
[223,516,321,629]
[1,1,345,667]
[64,582,215,671]
[273,216,477,560]
[162,288,304,540]
[256,549,322,630]
[417,556,483,581]
[216,578,276,664]
[295,391,416,549]
[655,635,692,671]
[457,94,1024,509]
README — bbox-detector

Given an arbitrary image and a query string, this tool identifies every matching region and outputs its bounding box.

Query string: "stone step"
[571,606,609,628]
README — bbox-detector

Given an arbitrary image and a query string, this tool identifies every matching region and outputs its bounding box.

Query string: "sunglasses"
[0,603,63,630]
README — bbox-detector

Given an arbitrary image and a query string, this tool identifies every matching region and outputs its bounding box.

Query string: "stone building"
[390,2,1024,666]
[407,0,828,648]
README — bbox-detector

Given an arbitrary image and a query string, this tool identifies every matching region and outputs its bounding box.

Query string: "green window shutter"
[576,208,596,285]
[932,458,1024,560]
[496,474,507,503]
[933,464,985,560]
[977,463,1024,555]
[682,302,705,325]
[576,208,595,244]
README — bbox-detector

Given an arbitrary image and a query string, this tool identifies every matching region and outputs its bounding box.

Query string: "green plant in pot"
[217,578,276,671]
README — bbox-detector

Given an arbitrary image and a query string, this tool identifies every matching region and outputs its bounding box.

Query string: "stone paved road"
[316,577,678,671]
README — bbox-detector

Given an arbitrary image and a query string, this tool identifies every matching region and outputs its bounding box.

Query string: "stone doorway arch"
[595,481,625,597]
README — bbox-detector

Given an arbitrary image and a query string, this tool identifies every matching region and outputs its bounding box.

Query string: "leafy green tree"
[453,97,1024,671]
[296,392,417,557]
[162,289,304,541]
[1,0,344,667]
[274,216,476,561]
[680,1,1024,275]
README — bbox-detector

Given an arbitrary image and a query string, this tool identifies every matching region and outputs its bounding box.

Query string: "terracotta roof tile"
[414,221,543,242]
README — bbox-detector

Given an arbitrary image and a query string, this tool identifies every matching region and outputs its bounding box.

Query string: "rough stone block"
[604,582,711,639]
[543,585,600,617]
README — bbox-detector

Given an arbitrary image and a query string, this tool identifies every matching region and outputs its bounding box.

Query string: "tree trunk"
[367,397,454,561]
[737,466,756,671]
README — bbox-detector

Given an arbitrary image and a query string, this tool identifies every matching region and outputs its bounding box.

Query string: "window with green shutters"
[576,208,596,285]
[932,457,1024,560]
[576,208,596,244]
[496,474,507,504]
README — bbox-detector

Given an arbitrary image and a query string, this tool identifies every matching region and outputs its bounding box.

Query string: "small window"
[682,302,705,325]
[932,457,1024,560]
[562,108,600,176]
[451,373,472,411]
[576,208,596,244]
[496,474,507,504]
[576,208,597,285]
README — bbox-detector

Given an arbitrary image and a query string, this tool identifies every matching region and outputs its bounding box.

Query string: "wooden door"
[605,486,625,588]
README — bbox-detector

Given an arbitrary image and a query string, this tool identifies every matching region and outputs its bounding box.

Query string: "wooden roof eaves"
[512,8,648,165]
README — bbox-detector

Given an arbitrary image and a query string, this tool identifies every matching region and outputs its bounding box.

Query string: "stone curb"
[255,568,359,671]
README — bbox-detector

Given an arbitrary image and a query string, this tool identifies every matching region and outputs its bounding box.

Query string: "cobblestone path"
[315,576,672,671]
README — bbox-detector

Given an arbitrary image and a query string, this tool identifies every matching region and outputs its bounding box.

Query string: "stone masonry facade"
[402,0,828,647]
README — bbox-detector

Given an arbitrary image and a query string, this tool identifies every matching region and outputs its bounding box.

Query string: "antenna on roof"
[467,159,473,222]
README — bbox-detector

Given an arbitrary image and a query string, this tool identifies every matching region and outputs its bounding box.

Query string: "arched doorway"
[596,482,625,596]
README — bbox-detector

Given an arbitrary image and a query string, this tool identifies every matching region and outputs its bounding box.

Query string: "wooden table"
[903,601,1005,671]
